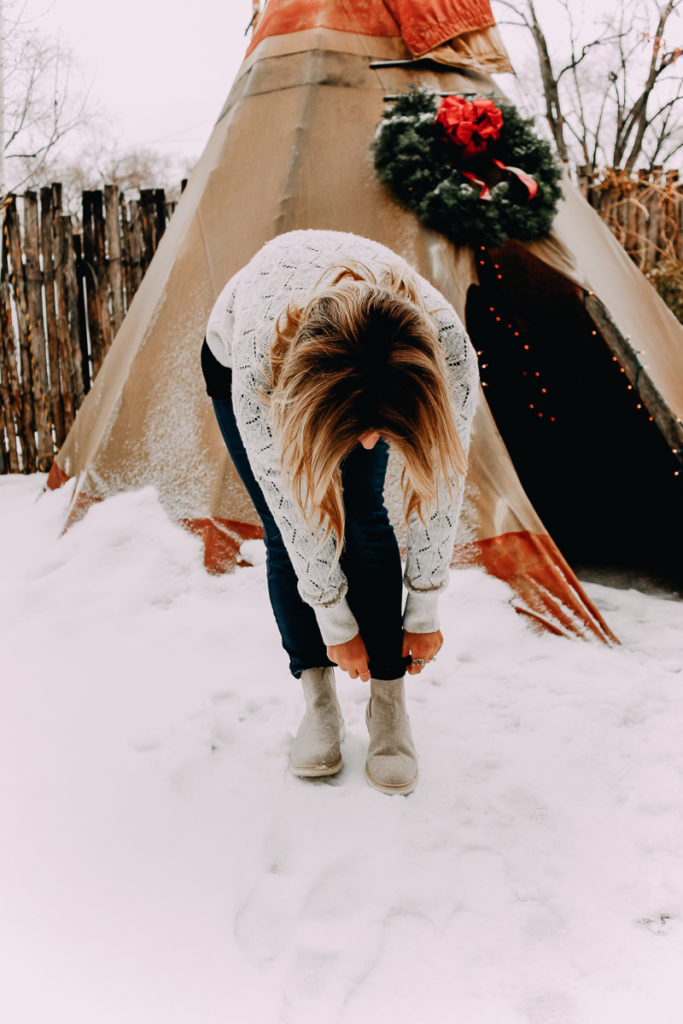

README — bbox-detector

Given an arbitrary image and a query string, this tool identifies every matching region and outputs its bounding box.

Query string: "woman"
[201,230,478,795]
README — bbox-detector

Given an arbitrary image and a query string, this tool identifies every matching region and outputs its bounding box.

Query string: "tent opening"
[465,242,683,592]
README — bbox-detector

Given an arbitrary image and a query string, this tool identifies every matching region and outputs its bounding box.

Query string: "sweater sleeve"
[205,268,245,368]
[232,367,360,647]
[402,291,479,634]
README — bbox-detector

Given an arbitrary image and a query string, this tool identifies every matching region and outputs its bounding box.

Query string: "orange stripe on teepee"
[247,0,400,56]
[182,517,264,574]
[46,460,70,490]
[456,531,618,645]
[247,0,497,57]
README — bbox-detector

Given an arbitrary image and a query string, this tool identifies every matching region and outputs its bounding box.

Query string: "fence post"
[40,186,66,445]
[4,196,37,471]
[0,223,22,472]
[70,229,90,394]
[62,214,85,413]
[126,197,143,297]
[104,184,124,335]
[23,191,53,468]
[56,211,86,438]
[82,190,110,378]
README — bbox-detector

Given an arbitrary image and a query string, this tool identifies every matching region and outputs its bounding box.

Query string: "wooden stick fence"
[0,185,175,474]
[578,166,683,268]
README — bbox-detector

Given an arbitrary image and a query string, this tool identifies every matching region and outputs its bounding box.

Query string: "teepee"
[47,0,683,641]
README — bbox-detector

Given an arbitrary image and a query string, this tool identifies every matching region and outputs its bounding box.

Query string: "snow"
[1,474,682,1024]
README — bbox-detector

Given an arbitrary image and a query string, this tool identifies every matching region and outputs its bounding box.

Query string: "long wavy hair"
[265,260,467,560]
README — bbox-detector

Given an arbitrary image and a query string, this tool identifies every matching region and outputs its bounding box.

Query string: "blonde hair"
[266,260,467,559]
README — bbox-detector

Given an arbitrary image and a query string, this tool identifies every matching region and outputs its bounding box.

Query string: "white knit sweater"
[206,230,479,646]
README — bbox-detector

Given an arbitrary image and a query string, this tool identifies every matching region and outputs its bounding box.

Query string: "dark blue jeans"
[212,387,407,680]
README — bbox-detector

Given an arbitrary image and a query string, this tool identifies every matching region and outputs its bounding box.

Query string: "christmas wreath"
[373,89,562,248]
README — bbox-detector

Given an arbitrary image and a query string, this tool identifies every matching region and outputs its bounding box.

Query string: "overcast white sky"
[17,0,253,167]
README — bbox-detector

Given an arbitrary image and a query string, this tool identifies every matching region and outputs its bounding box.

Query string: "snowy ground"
[1,474,682,1024]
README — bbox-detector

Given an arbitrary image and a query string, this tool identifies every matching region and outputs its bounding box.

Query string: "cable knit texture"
[206,230,479,645]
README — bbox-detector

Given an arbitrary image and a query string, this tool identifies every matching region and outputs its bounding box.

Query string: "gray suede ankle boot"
[290,667,344,777]
[365,677,418,795]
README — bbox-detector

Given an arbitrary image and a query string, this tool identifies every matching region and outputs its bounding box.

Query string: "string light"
[477,245,553,421]
[2,201,51,459]
[478,252,683,477]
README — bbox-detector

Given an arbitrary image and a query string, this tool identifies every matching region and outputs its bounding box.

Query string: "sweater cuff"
[403,589,441,633]
[314,597,360,647]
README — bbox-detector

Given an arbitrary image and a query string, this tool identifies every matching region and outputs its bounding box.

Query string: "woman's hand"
[402,630,443,675]
[327,633,371,682]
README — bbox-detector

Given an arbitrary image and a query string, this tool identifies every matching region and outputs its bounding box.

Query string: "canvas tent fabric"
[45,0,659,644]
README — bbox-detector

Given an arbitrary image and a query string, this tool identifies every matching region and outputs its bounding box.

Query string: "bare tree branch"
[1,0,93,193]
[493,0,683,177]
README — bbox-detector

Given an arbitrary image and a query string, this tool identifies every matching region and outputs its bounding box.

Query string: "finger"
[401,635,410,659]
[359,669,371,682]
